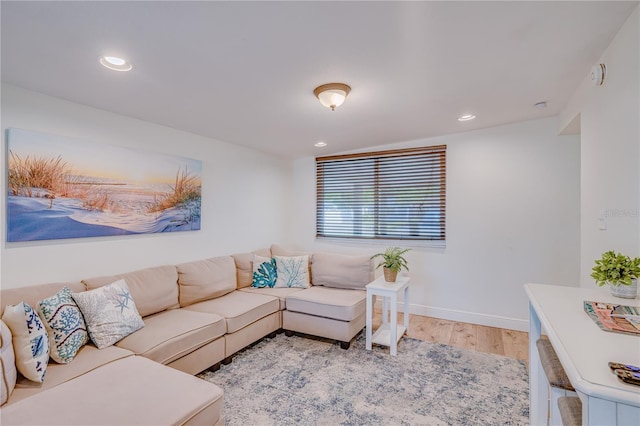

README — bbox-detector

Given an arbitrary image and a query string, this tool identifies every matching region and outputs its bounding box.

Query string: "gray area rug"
[198,333,529,425]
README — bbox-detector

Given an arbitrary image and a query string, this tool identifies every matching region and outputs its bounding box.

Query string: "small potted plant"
[370,247,410,282]
[591,250,640,299]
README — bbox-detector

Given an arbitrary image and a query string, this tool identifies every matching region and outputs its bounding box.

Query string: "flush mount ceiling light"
[313,83,351,111]
[99,55,132,72]
[457,114,476,122]
[590,63,606,86]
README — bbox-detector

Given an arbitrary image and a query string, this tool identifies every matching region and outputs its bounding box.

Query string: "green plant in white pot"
[370,247,410,283]
[591,250,640,299]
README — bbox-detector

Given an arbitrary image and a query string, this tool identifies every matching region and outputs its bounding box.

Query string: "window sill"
[315,236,446,249]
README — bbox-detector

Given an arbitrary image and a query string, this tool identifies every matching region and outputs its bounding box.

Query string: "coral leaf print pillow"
[252,255,278,288]
[72,279,144,349]
[274,255,310,288]
[37,286,89,364]
[2,302,49,383]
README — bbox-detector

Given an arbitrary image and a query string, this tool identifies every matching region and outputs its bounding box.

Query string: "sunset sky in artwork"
[8,128,202,184]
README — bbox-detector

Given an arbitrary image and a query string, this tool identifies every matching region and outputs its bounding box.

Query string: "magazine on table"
[584,301,640,336]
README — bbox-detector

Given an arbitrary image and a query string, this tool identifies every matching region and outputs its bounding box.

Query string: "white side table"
[365,275,410,356]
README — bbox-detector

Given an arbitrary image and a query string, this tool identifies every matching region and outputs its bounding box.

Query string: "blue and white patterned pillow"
[274,255,310,288]
[252,255,278,288]
[1,302,49,383]
[37,287,89,364]
[72,279,144,349]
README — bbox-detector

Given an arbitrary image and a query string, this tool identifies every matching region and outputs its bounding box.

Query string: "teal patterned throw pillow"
[274,255,310,288]
[252,255,278,288]
[37,287,89,364]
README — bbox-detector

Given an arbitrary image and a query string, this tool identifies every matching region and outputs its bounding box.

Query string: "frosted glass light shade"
[99,55,132,72]
[314,83,351,111]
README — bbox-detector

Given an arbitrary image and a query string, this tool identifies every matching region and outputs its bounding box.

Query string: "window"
[316,145,446,241]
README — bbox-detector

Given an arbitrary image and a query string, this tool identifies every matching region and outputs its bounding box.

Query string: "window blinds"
[316,145,446,241]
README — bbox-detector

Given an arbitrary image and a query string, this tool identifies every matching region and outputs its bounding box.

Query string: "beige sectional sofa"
[1,244,373,425]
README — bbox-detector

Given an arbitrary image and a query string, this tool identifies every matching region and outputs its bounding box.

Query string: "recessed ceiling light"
[534,101,547,110]
[314,142,327,147]
[99,55,132,72]
[457,114,476,122]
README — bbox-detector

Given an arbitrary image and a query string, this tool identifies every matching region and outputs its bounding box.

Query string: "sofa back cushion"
[0,320,17,406]
[271,244,313,258]
[0,282,84,317]
[311,252,373,290]
[231,248,271,289]
[177,256,237,307]
[82,265,179,318]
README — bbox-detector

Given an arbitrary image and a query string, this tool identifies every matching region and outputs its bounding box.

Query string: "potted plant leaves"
[591,250,640,299]
[370,247,410,282]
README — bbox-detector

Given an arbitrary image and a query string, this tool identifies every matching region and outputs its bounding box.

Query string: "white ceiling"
[1,1,638,159]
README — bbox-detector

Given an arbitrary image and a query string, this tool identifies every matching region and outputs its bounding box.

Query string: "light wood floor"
[373,309,529,363]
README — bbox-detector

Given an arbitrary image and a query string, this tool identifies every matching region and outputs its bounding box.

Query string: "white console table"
[525,283,640,425]
[365,276,410,356]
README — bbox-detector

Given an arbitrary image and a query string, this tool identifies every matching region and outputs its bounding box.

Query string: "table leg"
[390,291,397,356]
[366,291,372,351]
[404,285,409,334]
[382,295,388,325]
[529,302,545,426]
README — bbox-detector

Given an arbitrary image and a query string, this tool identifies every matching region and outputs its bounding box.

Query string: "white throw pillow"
[274,255,311,288]
[1,320,18,404]
[72,279,144,349]
[1,302,49,383]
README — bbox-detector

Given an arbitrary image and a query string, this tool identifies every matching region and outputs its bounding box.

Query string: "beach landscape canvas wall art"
[6,128,202,242]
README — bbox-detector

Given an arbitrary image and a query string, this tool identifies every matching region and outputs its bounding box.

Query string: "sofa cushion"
[36,286,89,364]
[231,248,271,288]
[252,255,278,288]
[115,309,226,365]
[271,243,313,258]
[82,265,179,317]
[1,302,49,383]
[238,287,305,310]
[0,356,224,426]
[177,256,237,307]
[184,291,279,334]
[72,280,145,349]
[274,256,311,288]
[285,287,366,322]
[1,321,17,406]
[311,252,373,290]
[8,344,133,405]
[0,282,84,317]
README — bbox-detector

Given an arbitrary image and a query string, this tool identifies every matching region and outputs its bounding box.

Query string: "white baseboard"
[376,300,528,332]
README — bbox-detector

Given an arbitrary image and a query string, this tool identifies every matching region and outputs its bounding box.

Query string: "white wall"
[1,84,292,288]
[291,117,581,331]
[560,7,639,287]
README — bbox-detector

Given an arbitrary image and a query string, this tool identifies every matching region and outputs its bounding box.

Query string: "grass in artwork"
[9,151,71,197]
[148,167,201,213]
[9,151,116,210]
